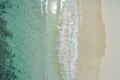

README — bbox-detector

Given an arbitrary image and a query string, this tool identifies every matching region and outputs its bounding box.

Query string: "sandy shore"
[75,0,106,80]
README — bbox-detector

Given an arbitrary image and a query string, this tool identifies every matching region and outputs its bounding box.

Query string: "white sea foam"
[41,0,43,16]
[60,0,66,10]
[45,0,48,13]
[50,2,58,14]
[58,0,79,80]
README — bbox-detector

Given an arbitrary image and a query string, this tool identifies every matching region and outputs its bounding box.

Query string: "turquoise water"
[0,0,79,80]
[1,0,62,80]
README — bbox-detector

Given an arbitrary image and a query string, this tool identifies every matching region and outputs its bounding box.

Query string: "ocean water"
[58,0,79,80]
[0,0,79,80]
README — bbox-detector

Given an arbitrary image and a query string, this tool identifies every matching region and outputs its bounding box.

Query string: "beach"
[75,0,106,80]
[100,0,120,80]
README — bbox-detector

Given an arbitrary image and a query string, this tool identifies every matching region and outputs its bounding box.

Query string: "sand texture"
[75,0,106,80]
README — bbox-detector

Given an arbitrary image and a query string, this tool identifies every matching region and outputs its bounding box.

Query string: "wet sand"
[75,0,106,80]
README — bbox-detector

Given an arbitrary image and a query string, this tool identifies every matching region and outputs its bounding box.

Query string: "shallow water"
[0,0,79,80]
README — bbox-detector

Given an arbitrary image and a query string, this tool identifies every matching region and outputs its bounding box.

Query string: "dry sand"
[75,0,106,80]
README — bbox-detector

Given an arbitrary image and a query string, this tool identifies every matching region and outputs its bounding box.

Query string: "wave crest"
[58,0,79,80]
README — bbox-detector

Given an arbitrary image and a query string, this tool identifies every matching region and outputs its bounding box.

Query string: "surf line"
[58,0,79,80]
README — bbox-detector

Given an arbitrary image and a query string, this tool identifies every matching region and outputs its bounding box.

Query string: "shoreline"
[75,0,106,80]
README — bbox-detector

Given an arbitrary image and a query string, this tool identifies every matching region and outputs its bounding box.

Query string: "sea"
[0,0,79,80]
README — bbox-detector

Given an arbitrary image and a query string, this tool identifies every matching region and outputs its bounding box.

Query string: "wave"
[58,0,79,80]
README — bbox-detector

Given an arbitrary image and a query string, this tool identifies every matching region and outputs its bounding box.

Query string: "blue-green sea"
[0,0,79,80]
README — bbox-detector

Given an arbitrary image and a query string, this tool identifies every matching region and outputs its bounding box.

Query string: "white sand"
[100,0,120,80]
[75,0,106,80]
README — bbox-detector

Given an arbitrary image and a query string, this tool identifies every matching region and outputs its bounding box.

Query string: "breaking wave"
[58,0,79,80]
